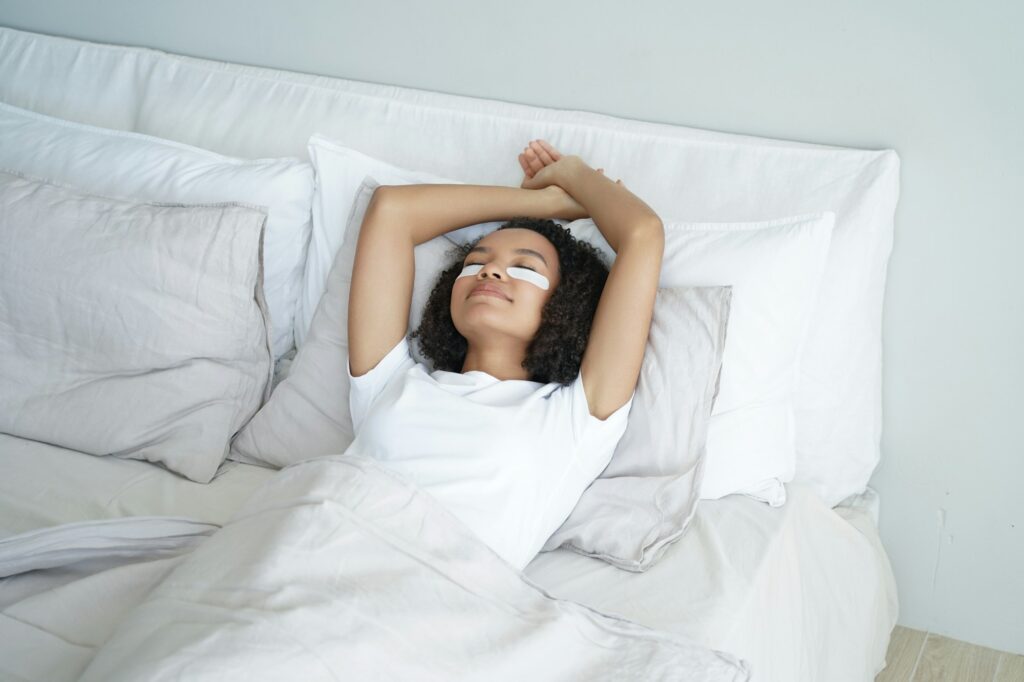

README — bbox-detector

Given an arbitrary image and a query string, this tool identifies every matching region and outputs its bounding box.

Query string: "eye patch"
[456,263,550,290]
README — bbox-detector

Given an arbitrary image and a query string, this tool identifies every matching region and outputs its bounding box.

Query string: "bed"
[0,25,900,681]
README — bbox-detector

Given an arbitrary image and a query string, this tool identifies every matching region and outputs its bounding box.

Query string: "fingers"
[521,150,541,176]
[518,152,534,178]
[519,139,560,180]
[529,140,558,166]
[535,139,562,161]
[520,140,623,186]
[520,151,553,178]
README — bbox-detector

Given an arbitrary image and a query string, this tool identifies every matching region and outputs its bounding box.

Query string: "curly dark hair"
[409,217,609,386]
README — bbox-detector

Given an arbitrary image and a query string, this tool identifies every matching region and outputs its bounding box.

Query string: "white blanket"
[1,455,750,681]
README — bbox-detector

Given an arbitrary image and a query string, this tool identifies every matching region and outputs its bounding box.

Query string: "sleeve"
[564,370,636,466]
[347,335,417,433]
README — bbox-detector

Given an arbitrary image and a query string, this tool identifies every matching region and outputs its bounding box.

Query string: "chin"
[454,318,523,343]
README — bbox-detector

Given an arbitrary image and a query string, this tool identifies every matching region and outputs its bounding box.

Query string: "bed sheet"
[0,433,276,538]
[526,484,898,682]
[0,434,896,681]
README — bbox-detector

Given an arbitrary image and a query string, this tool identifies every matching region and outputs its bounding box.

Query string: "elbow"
[369,184,392,207]
[364,185,403,224]
[616,220,664,260]
[628,218,665,246]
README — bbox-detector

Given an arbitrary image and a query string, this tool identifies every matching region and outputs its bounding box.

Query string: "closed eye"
[465,261,536,272]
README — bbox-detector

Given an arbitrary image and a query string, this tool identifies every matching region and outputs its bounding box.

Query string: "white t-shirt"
[345,335,635,570]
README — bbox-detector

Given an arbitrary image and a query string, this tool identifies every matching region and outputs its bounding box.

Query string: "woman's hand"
[519,139,625,188]
[519,139,570,188]
[517,139,624,221]
[518,141,586,219]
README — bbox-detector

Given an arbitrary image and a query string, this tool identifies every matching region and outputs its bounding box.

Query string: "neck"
[460,342,531,381]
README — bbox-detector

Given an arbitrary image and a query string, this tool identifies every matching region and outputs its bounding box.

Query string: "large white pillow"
[297,134,505,347]
[0,101,314,362]
[0,169,273,483]
[564,214,835,505]
[295,135,834,505]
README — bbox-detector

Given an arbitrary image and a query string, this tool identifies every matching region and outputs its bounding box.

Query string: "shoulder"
[348,335,417,383]
[546,370,635,440]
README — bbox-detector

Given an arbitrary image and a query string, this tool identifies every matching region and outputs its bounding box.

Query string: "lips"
[469,283,511,301]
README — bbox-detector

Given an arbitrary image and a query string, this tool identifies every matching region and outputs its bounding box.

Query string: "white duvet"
[0,455,750,681]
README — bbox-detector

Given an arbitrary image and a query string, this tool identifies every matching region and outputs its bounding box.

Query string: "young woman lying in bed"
[345,139,664,570]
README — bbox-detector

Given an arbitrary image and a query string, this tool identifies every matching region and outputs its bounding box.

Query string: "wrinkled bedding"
[1,455,750,681]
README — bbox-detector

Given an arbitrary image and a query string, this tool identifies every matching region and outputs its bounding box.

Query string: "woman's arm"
[520,141,663,251]
[378,183,583,247]
[349,179,583,376]
[520,140,664,420]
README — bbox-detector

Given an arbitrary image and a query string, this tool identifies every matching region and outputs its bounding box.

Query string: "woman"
[345,139,664,570]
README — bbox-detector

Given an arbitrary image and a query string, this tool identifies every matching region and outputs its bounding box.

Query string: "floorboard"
[875,627,1022,682]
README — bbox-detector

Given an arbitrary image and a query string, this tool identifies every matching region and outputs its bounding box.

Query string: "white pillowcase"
[0,169,273,483]
[296,135,834,506]
[0,101,314,361]
[297,134,506,347]
[565,214,835,505]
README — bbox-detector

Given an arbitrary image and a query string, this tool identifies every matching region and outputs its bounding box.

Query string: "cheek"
[518,284,552,312]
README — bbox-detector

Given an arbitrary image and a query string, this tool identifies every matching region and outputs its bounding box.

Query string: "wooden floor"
[876,626,1024,681]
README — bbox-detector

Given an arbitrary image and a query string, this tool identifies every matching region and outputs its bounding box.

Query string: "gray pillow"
[230,178,454,466]
[540,285,732,571]
[0,169,273,483]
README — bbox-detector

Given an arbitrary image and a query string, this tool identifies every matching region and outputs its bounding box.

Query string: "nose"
[478,262,504,280]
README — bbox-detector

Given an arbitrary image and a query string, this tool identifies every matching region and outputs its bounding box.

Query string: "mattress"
[0,434,897,681]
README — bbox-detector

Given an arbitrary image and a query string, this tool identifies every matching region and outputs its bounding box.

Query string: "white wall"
[2,0,1021,655]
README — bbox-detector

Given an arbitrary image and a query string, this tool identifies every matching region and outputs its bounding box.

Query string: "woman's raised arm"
[348,180,581,377]
[519,140,664,420]
[380,182,583,247]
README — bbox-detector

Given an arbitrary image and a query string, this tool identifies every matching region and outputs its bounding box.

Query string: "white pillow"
[297,134,509,347]
[563,213,835,505]
[0,101,314,362]
[297,135,833,506]
[0,169,273,483]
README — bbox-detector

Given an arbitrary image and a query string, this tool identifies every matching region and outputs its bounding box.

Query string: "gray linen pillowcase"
[231,178,454,466]
[0,169,273,483]
[540,285,732,571]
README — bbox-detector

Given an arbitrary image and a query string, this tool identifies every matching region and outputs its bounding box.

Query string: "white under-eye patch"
[457,263,550,290]
[456,264,484,280]
[507,266,550,290]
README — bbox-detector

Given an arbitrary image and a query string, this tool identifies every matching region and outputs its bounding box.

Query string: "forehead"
[475,228,557,263]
